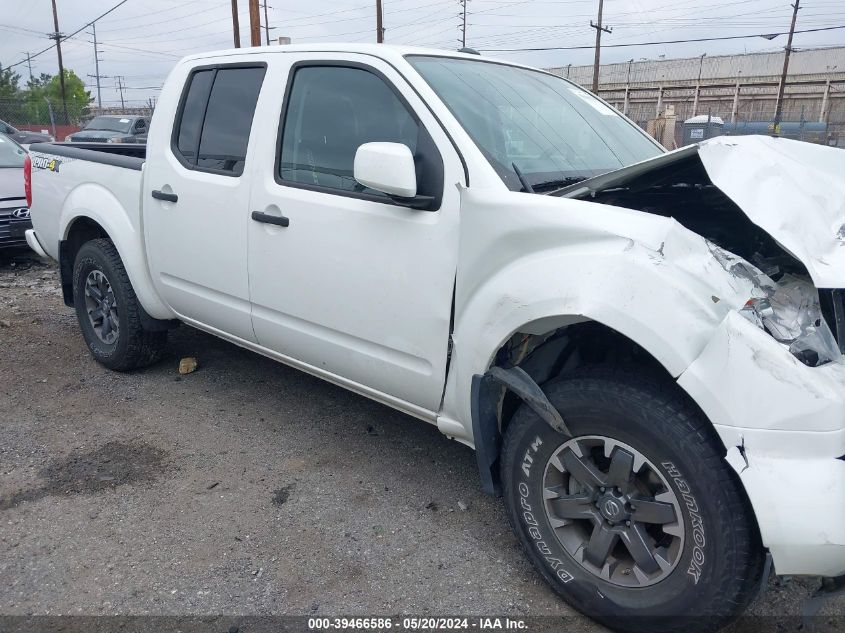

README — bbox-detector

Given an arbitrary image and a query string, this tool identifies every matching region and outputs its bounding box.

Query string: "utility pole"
[91,22,103,108]
[231,0,241,47]
[731,71,742,124]
[460,0,468,48]
[692,53,706,116]
[24,52,33,84]
[590,0,612,94]
[248,0,262,47]
[773,0,800,130]
[115,75,125,109]
[376,0,384,43]
[50,0,69,124]
[261,2,271,45]
[623,58,633,115]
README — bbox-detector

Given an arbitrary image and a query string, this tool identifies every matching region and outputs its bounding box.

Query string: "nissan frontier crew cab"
[23,44,845,632]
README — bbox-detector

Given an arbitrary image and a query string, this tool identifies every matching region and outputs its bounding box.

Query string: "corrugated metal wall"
[548,46,845,86]
[548,47,845,145]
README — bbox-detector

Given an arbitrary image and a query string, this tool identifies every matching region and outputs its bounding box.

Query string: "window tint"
[279,66,420,195]
[174,66,265,175]
[176,70,214,163]
[197,67,265,173]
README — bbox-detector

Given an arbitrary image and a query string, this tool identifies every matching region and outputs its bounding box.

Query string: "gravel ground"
[0,251,842,630]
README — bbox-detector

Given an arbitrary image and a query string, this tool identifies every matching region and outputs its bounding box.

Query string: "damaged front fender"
[444,185,765,445]
[679,310,845,577]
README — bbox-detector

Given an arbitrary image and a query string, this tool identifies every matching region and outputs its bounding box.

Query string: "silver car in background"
[0,133,30,251]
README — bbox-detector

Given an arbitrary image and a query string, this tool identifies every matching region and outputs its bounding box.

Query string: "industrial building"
[548,46,844,147]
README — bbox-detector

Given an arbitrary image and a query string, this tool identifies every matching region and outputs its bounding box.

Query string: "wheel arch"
[58,184,173,320]
[60,216,109,306]
[470,315,716,495]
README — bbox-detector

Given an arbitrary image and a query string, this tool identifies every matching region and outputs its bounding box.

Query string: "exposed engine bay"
[559,150,845,367]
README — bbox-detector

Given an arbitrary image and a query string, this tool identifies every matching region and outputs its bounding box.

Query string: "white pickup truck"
[24,44,845,631]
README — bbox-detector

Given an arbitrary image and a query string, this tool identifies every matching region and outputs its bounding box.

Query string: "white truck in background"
[24,44,845,632]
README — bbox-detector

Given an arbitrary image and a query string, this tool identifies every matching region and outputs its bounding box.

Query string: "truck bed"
[27,142,146,265]
[29,142,146,169]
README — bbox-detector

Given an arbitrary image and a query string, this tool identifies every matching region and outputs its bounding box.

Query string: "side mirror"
[354,142,434,209]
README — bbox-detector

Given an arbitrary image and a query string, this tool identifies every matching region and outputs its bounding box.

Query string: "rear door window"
[173,65,266,176]
[175,70,214,163]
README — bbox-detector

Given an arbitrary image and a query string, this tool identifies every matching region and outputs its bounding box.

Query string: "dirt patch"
[271,485,293,506]
[0,440,168,511]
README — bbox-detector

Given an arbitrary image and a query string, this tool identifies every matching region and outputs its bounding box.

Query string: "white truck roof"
[178,43,538,72]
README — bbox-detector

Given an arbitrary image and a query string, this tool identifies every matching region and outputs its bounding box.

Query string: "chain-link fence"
[0,98,154,141]
[0,96,90,126]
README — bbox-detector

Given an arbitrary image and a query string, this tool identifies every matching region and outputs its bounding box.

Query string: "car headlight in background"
[64,135,73,142]
[740,274,840,367]
[107,137,124,143]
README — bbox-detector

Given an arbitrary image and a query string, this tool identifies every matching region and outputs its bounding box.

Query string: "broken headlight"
[740,274,841,367]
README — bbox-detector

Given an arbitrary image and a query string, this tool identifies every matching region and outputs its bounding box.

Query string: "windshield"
[0,134,26,168]
[407,56,662,192]
[84,116,132,133]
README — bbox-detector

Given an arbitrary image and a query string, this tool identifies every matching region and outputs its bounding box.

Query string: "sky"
[1,0,843,106]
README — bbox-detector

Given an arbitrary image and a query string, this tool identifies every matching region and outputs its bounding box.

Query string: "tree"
[27,73,52,90]
[0,66,21,100]
[0,65,24,123]
[0,65,91,125]
[22,73,52,124]
[42,70,91,124]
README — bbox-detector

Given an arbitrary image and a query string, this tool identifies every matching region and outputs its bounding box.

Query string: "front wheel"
[73,238,167,371]
[500,368,763,633]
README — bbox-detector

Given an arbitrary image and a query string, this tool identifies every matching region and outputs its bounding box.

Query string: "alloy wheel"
[84,269,120,345]
[542,435,685,587]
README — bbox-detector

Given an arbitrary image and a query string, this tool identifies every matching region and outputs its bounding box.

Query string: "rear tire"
[73,238,167,371]
[500,367,763,633]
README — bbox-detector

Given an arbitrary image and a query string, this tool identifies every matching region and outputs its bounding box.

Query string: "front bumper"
[726,446,845,577]
[678,311,845,577]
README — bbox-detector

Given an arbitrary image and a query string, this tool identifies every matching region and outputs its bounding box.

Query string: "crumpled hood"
[562,136,845,288]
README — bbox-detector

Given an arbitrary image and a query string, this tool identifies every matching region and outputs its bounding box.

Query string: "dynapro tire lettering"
[520,436,575,584]
[32,155,63,172]
[521,436,543,477]
[662,461,706,584]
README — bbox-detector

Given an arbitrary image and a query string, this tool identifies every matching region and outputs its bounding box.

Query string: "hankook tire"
[500,367,764,633]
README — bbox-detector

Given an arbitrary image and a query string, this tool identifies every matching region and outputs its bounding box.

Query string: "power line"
[479,24,845,51]
[4,0,131,70]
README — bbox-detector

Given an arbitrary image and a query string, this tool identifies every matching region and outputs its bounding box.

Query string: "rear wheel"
[500,368,763,633]
[73,239,167,371]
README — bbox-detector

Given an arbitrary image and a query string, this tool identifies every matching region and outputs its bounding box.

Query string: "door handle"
[251,210,289,227]
[151,189,178,203]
